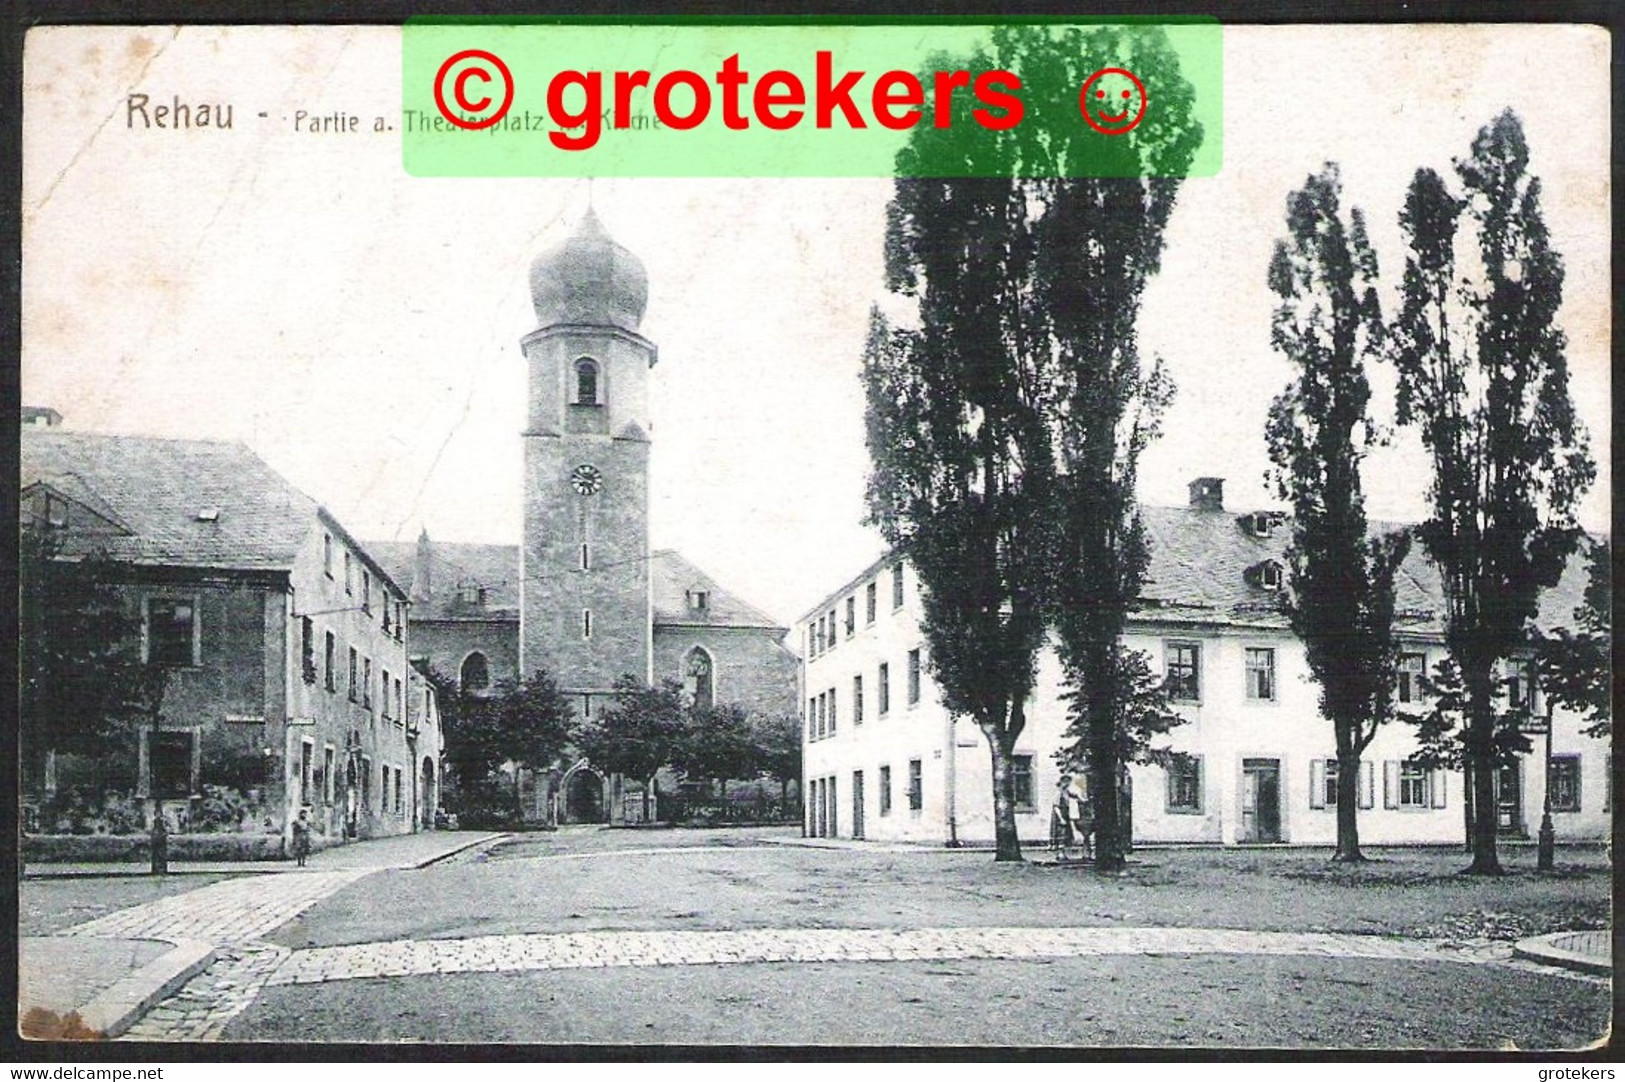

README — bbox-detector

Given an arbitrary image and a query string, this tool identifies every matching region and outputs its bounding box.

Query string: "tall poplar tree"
[1390,110,1594,874]
[1263,164,1410,863]
[864,24,1202,863]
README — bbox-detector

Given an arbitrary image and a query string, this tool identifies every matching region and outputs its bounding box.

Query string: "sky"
[21,23,1611,627]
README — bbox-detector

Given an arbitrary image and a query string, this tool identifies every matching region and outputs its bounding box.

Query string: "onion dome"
[528,209,648,332]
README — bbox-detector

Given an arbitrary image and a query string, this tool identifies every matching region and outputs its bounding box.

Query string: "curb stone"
[1512,930,1611,977]
[74,938,216,1038]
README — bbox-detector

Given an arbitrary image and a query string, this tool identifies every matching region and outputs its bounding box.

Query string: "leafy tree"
[577,675,686,821]
[19,530,150,798]
[1390,110,1594,874]
[1263,164,1413,863]
[751,711,803,806]
[1054,646,1184,798]
[432,666,574,823]
[671,702,757,799]
[865,24,1202,863]
[1537,538,1611,739]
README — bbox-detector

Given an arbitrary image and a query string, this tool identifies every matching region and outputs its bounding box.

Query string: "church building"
[370,211,800,824]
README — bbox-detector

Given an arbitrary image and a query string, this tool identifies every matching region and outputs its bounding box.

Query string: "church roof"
[366,539,521,621]
[22,429,316,572]
[528,208,649,333]
[652,549,786,632]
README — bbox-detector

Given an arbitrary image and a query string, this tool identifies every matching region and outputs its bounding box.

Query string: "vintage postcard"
[16,18,1611,1053]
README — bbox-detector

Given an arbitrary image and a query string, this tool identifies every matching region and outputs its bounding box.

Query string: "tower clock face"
[570,464,603,496]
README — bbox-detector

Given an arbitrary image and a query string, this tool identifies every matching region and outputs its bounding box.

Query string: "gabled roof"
[21,429,318,572]
[801,501,1597,639]
[651,549,786,631]
[366,539,521,621]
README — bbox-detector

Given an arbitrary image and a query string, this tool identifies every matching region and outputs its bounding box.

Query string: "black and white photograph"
[14,13,1614,1054]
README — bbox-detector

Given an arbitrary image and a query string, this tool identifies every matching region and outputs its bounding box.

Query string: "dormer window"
[575,358,600,405]
[687,589,709,611]
[1247,560,1285,590]
[44,493,67,527]
[1241,511,1280,538]
[459,583,485,607]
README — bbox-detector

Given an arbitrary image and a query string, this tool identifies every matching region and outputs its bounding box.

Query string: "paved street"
[26,828,1608,1048]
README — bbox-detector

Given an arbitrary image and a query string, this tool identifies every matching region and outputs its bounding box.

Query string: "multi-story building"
[21,421,443,854]
[800,477,1609,848]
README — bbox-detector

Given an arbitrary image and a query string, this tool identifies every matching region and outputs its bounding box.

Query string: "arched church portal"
[562,764,607,824]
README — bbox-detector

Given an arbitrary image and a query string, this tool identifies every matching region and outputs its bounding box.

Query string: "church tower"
[519,210,656,707]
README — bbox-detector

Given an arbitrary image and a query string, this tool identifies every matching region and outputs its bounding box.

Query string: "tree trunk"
[985,710,1022,862]
[1088,719,1123,873]
[1332,746,1364,862]
[1463,667,1504,875]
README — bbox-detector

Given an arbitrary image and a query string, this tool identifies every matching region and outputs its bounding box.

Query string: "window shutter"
[1431,770,1447,809]
[1359,760,1374,810]
[1383,761,1398,809]
[1309,760,1325,809]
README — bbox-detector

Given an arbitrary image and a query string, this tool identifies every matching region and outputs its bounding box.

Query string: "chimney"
[412,528,433,602]
[1188,477,1225,512]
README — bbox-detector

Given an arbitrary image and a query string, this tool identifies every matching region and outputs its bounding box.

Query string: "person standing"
[291,808,312,867]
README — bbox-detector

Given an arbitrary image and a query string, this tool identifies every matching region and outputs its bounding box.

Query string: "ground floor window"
[1386,761,1442,810]
[1166,756,1202,813]
[907,759,923,811]
[879,765,892,815]
[1012,755,1035,812]
[1549,754,1581,812]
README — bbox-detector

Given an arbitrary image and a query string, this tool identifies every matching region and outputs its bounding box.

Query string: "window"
[807,697,816,740]
[363,657,373,709]
[323,746,336,804]
[907,759,923,811]
[459,583,483,606]
[323,533,333,577]
[381,668,392,719]
[826,609,837,648]
[394,767,405,816]
[324,631,336,692]
[1399,763,1429,808]
[1397,652,1426,704]
[348,647,358,702]
[878,663,891,715]
[866,582,877,624]
[1012,755,1035,812]
[1166,643,1200,701]
[845,597,856,637]
[879,765,893,815]
[853,675,864,724]
[687,588,707,610]
[582,609,592,639]
[344,551,352,595]
[361,571,371,613]
[300,617,317,684]
[907,648,922,705]
[893,565,906,609]
[44,492,67,527]
[827,687,837,734]
[816,693,827,739]
[1259,561,1283,590]
[394,601,405,642]
[1245,648,1276,701]
[394,677,404,726]
[686,648,714,709]
[1167,756,1202,813]
[1384,761,1445,810]
[146,597,197,667]
[582,694,593,719]
[1549,755,1581,813]
[1506,659,1538,712]
[575,358,599,405]
[299,740,314,806]
[807,625,816,658]
[382,599,393,635]
[361,756,372,811]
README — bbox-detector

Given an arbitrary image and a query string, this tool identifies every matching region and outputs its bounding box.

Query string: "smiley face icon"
[1079,67,1147,135]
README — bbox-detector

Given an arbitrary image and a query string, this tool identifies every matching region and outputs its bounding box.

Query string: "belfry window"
[575,359,600,405]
